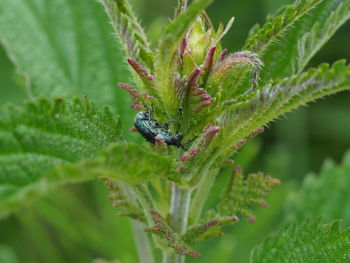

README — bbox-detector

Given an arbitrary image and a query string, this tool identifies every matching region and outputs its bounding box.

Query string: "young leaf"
[244,0,323,54]
[251,218,350,263]
[0,97,122,217]
[287,151,350,226]
[261,0,350,81]
[145,210,201,258]
[155,0,213,117]
[0,0,131,121]
[182,216,239,244]
[100,0,154,72]
[215,167,280,224]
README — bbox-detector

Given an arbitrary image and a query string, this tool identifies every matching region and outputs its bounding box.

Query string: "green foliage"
[155,0,213,117]
[296,1,350,72]
[287,151,350,226]
[0,0,350,262]
[52,143,178,185]
[217,60,350,162]
[260,0,350,81]
[145,210,200,258]
[100,0,154,71]
[0,0,131,122]
[251,217,350,263]
[0,97,122,217]
[215,167,280,223]
[182,216,239,244]
[244,0,322,53]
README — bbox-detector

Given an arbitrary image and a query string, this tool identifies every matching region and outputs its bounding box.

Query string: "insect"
[134,106,195,150]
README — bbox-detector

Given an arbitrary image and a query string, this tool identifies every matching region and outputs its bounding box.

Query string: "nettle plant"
[1,0,350,262]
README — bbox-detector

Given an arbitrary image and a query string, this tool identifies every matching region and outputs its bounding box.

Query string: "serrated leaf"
[218,61,350,160]
[287,151,350,226]
[261,0,350,81]
[182,217,239,244]
[52,143,178,185]
[231,0,323,92]
[244,0,323,54]
[251,217,350,263]
[215,167,280,223]
[0,97,122,217]
[100,0,155,72]
[0,0,132,125]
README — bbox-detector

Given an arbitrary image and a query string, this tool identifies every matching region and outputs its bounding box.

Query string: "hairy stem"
[189,169,218,225]
[132,220,155,263]
[163,183,193,263]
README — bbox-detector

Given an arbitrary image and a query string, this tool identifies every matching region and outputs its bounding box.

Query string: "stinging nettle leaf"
[287,150,350,226]
[51,143,179,185]
[0,97,122,217]
[232,0,323,94]
[218,60,350,161]
[251,217,350,263]
[0,0,132,126]
[260,0,350,82]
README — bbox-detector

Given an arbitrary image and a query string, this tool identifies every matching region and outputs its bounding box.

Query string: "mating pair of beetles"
[134,106,195,150]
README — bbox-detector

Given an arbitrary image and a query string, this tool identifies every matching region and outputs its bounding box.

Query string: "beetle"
[134,106,194,150]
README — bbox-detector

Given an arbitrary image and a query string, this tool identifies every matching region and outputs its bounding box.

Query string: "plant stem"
[170,183,192,233]
[189,168,218,225]
[132,220,155,263]
[163,183,193,263]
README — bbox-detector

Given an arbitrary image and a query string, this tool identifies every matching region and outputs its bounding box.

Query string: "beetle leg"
[144,104,154,121]
[162,108,183,128]
[183,136,197,146]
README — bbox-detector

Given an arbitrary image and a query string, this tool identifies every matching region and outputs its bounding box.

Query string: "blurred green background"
[0,0,349,262]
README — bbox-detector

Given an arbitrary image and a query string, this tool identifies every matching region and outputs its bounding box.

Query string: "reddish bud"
[127,58,154,83]
[189,149,197,157]
[118,83,139,97]
[129,127,138,132]
[218,48,229,62]
[195,99,213,112]
[231,216,240,222]
[249,216,256,224]
[193,88,206,95]
[187,68,201,90]
[201,46,216,71]
[181,155,189,162]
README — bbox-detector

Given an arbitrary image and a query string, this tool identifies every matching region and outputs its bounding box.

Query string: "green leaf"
[244,0,323,54]
[100,0,155,72]
[182,216,239,244]
[296,1,350,72]
[52,143,178,185]
[155,0,213,117]
[214,167,280,223]
[0,97,122,217]
[251,218,350,263]
[261,0,350,81]
[231,0,323,91]
[287,151,350,226]
[219,60,350,159]
[0,0,131,122]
